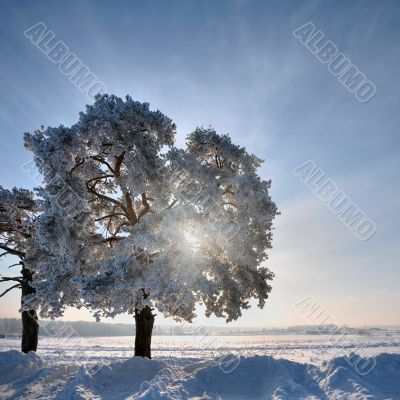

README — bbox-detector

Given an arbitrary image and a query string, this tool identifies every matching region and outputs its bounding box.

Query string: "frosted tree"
[25,94,278,358]
[0,186,39,353]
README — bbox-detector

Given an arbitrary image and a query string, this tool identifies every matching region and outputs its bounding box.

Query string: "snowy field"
[0,334,400,399]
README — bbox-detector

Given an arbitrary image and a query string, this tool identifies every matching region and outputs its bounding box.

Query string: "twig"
[0,284,21,298]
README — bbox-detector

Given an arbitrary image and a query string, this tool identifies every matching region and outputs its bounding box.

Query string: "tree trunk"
[134,305,154,358]
[21,267,39,353]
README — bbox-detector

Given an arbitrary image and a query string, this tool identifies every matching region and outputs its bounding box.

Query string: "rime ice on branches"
[24,94,278,357]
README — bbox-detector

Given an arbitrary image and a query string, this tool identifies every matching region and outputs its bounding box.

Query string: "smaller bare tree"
[0,186,39,353]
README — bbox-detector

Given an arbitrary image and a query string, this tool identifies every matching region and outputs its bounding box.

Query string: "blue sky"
[0,0,399,327]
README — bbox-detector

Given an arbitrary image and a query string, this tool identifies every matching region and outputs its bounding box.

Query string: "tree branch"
[86,183,128,213]
[138,193,153,220]
[222,185,234,195]
[113,221,129,236]
[86,174,114,186]
[90,156,115,174]
[215,154,221,169]
[8,262,23,268]
[95,212,126,222]
[124,192,138,225]
[68,157,85,175]
[114,152,125,178]
[102,236,125,244]
[0,284,21,298]
[0,277,22,283]
[0,245,24,258]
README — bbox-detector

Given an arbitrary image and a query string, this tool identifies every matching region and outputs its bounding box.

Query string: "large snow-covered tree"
[0,186,39,353]
[25,94,278,358]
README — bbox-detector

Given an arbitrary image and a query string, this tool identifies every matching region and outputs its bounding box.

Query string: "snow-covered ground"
[0,334,399,399]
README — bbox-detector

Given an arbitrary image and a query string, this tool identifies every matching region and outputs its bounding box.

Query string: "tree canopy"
[24,94,278,324]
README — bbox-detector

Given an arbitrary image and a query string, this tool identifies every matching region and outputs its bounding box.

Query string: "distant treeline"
[0,319,396,338]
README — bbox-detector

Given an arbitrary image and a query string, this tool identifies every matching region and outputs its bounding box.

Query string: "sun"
[184,231,201,247]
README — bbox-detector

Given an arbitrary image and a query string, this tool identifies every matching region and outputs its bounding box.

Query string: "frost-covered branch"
[86,182,128,213]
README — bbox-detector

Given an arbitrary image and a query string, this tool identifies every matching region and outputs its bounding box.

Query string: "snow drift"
[0,350,399,399]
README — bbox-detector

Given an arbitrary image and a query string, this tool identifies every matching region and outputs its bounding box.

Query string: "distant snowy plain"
[1,334,399,399]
